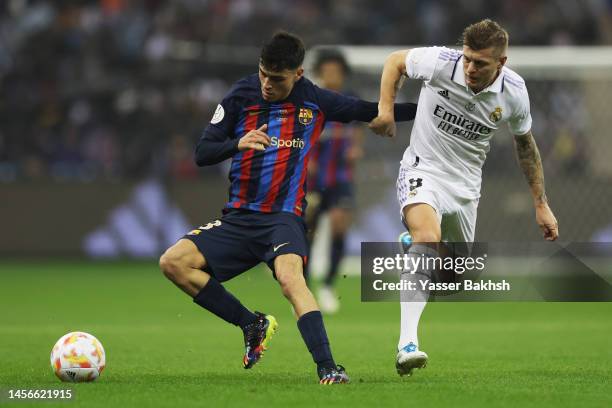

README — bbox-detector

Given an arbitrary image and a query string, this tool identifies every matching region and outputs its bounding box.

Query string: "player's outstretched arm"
[315,86,416,128]
[369,50,410,138]
[513,131,559,241]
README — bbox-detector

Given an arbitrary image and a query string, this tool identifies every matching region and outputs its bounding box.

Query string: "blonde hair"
[462,19,509,56]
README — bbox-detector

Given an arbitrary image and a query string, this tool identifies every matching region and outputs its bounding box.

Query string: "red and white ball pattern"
[50,332,105,382]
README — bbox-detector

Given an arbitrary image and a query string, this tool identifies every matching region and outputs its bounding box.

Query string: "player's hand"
[368,114,396,138]
[535,203,559,241]
[238,124,270,151]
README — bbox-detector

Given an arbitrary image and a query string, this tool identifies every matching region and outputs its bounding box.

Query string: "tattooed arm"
[513,131,559,241]
[368,50,410,138]
[514,131,547,204]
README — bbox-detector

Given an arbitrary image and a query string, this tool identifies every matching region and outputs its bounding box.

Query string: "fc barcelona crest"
[298,108,313,125]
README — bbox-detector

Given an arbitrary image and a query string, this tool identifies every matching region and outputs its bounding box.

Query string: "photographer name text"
[372,279,511,292]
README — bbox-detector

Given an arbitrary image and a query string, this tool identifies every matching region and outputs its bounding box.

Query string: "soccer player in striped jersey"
[159,31,417,384]
[306,49,363,314]
[369,19,559,377]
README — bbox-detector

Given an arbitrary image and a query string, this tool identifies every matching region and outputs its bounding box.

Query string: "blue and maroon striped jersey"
[309,121,358,192]
[196,74,417,217]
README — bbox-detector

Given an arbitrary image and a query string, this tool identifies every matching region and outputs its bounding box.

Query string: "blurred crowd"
[0,0,607,182]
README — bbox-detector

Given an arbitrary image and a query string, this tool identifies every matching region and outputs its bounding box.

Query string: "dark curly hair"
[260,31,305,71]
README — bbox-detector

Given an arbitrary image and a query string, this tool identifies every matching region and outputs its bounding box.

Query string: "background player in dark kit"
[306,48,363,314]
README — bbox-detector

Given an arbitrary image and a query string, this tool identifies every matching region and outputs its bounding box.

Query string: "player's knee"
[329,209,350,236]
[278,273,304,299]
[411,229,441,243]
[159,250,186,283]
[275,257,305,297]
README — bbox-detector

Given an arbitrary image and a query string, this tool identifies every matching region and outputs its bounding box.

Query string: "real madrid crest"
[298,108,313,125]
[489,106,503,122]
[465,102,476,112]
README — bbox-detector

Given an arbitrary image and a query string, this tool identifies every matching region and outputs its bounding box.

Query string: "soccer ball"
[50,332,106,382]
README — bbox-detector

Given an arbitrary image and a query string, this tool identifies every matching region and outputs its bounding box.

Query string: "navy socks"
[297,311,336,369]
[193,278,258,329]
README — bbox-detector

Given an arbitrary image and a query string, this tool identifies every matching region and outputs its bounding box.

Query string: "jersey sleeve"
[205,93,239,139]
[316,86,367,122]
[316,86,417,123]
[508,88,533,135]
[405,47,443,81]
[195,92,241,166]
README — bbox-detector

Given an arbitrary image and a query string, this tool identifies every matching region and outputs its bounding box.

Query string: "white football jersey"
[401,46,532,199]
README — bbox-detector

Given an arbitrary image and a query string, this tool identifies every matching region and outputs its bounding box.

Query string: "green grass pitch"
[1,260,610,407]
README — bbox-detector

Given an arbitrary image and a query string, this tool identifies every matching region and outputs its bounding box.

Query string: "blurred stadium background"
[1,3,611,406]
[1,0,612,259]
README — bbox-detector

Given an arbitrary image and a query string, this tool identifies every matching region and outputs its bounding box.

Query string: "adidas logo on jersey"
[438,89,450,99]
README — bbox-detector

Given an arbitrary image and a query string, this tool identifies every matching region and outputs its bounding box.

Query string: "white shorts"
[397,166,479,242]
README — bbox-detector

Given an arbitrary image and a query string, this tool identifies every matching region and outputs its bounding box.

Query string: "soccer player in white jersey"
[369,19,559,376]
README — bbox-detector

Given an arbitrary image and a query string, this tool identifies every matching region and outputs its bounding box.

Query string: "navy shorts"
[316,182,355,212]
[182,209,308,282]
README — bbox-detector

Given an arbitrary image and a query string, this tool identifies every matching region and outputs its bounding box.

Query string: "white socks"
[398,300,427,350]
[398,244,438,351]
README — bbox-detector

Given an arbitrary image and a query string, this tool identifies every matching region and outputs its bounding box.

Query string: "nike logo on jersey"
[438,89,450,99]
[273,242,290,252]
